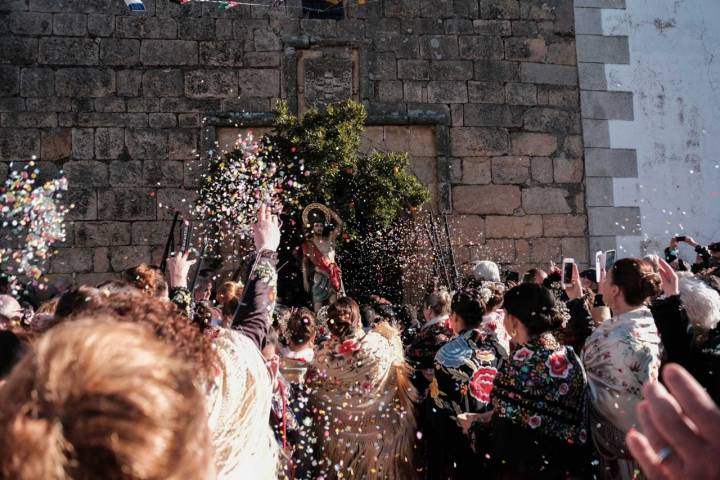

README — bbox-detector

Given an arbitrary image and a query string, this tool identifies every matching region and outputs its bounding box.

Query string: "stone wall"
[0,0,587,285]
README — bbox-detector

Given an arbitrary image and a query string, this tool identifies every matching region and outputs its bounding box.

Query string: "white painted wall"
[602,0,720,259]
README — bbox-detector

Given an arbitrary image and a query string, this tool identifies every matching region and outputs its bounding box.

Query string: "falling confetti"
[0,162,72,292]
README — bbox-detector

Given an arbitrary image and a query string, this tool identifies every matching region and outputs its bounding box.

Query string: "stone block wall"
[0,0,587,285]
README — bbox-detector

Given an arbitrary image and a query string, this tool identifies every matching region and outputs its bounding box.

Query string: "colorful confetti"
[0,161,72,291]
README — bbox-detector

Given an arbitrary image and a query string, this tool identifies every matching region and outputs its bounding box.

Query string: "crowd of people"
[1,206,719,480]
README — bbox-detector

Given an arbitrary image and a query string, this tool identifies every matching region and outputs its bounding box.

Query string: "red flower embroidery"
[336,339,359,357]
[528,415,542,429]
[546,350,573,379]
[513,347,534,362]
[469,366,497,404]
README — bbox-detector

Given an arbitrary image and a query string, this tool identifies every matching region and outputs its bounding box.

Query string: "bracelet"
[257,249,278,260]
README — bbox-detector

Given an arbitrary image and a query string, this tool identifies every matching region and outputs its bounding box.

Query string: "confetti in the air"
[0,162,72,291]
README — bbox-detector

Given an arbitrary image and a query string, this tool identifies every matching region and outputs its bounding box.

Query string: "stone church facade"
[0,0,600,284]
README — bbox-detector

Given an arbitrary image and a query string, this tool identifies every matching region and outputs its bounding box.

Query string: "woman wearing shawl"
[425,287,505,479]
[481,283,591,479]
[581,258,663,479]
[307,296,418,479]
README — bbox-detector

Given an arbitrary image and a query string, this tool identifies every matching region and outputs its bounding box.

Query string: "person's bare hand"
[626,364,720,480]
[669,237,679,249]
[657,258,679,296]
[166,251,195,289]
[564,263,583,300]
[684,236,698,247]
[253,203,280,252]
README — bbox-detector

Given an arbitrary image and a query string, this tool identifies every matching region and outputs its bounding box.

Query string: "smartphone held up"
[562,258,575,287]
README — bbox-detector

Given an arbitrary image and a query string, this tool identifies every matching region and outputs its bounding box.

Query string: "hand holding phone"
[562,258,575,287]
[604,250,616,271]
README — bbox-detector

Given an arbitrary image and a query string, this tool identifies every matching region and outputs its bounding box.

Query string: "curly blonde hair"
[0,317,213,480]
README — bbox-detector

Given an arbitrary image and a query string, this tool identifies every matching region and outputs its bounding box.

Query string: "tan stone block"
[477,239,515,264]
[360,126,385,154]
[528,238,562,263]
[409,156,437,185]
[543,214,587,237]
[461,157,492,184]
[75,272,117,286]
[515,239,530,264]
[50,247,93,274]
[562,237,589,263]
[563,134,583,157]
[553,157,583,183]
[409,126,436,156]
[491,156,530,184]
[449,157,463,183]
[383,126,411,152]
[531,156,553,183]
[451,127,509,156]
[485,215,542,239]
[41,128,71,161]
[547,41,576,66]
[453,184,520,214]
[511,132,557,156]
[447,214,485,246]
[109,245,151,271]
[522,187,571,214]
[94,247,110,272]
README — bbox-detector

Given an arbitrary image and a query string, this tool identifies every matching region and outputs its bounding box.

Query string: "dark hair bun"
[611,258,662,306]
[327,297,360,339]
[287,308,317,345]
[451,288,487,329]
[503,283,563,336]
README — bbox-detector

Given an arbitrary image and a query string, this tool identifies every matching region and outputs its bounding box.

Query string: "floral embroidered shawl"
[430,328,503,416]
[491,333,589,445]
[582,306,662,434]
[307,322,418,479]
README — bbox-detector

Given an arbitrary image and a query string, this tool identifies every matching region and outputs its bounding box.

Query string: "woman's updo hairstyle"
[122,264,168,298]
[451,288,488,329]
[503,283,564,336]
[327,297,360,339]
[424,286,452,316]
[610,258,662,306]
[286,307,316,346]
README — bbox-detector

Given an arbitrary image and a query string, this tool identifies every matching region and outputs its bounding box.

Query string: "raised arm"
[328,207,344,241]
[232,204,280,351]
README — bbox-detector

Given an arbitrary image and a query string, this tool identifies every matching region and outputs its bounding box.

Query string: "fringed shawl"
[308,322,418,479]
[205,328,279,480]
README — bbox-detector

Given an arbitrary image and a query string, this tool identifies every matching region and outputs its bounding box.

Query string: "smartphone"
[506,271,520,283]
[562,258,575,287]
[604,249,616,271]
[179,220,192,253]
[595,251,603,275]
[675,236,687,242]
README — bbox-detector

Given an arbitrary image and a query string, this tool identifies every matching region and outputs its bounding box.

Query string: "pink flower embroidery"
[335,339,359,357]
[513,347,534,362]
[546,350,572,379]
[559,383,570,395]
[528,415,542,429]
[469,366,497,404]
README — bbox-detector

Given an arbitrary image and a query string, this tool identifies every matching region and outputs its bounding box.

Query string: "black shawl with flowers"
[480,332,591,477]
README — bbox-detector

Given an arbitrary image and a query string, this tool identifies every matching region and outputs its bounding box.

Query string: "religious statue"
[301,203,344,312]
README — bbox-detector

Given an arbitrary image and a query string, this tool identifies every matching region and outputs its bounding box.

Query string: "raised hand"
[564,263,583,301]
[657,258,679,296]
[253,203,281,253]
[626,364,720,480]
[166,251,196,289]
